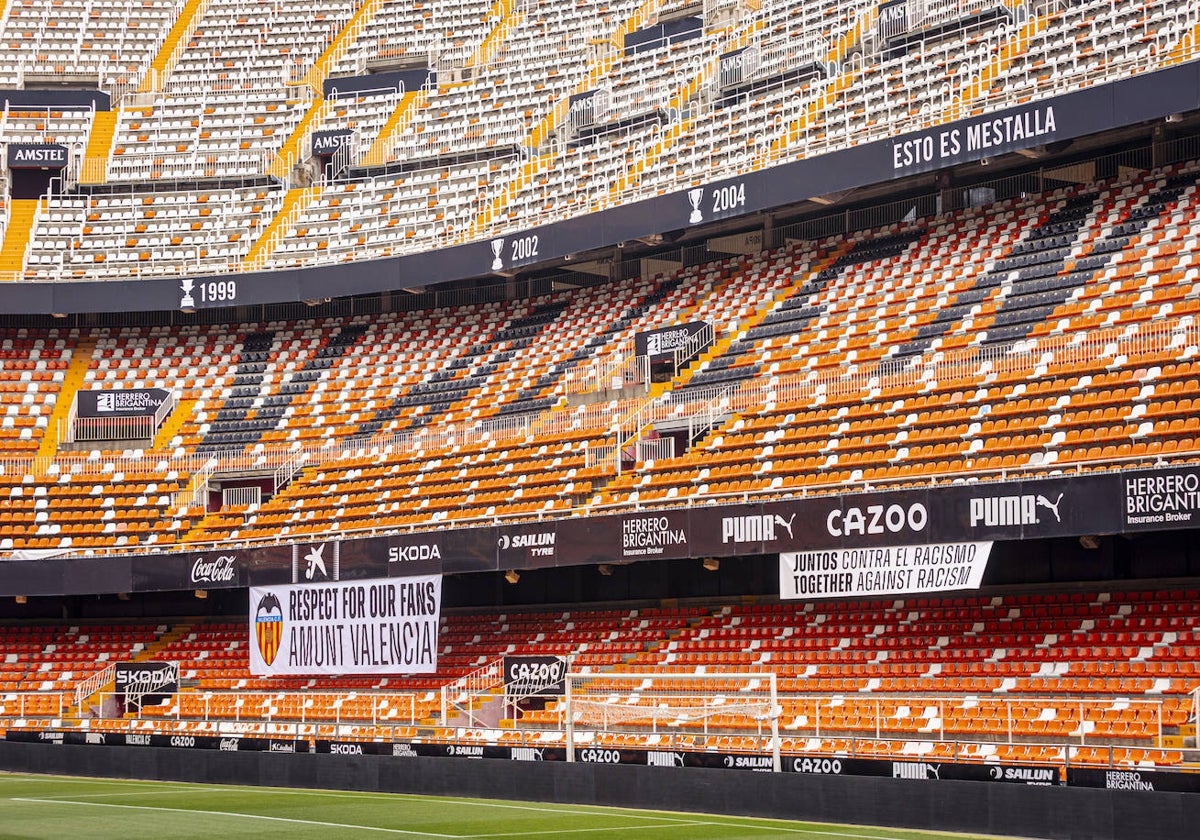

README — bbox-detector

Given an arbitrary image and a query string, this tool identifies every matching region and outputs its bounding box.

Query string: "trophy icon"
[688,188,704,224]
[490,238,504,271]
[180,278,195,309]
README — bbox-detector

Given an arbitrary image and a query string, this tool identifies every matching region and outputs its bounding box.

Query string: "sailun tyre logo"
[255,593,283,666]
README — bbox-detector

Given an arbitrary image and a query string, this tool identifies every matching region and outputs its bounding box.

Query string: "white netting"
[571,696,776,728]
[566,672,780,732]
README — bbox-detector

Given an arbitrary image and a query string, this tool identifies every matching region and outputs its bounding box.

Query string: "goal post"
[564,669,781,771]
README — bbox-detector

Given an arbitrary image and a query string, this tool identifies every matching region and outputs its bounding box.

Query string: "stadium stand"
[0,589,1193,770]
[4,0,1200,810]
[3,153,1199,551]
[0,0,1196,281]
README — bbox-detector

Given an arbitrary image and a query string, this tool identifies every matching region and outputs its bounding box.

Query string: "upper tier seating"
[0,0,1195,281]
[0,0,176,89]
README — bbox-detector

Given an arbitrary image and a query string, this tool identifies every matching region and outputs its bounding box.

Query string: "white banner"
[779,542,992,600]
[249,576,441,676]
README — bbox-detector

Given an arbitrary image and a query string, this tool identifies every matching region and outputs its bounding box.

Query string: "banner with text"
[779,542,992,599]
[503,655,568,697]
[76,388,169,418]
[248,576,441,676]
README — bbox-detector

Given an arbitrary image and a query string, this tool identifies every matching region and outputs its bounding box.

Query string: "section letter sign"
[249,575,442,676]
[779,542,992,599]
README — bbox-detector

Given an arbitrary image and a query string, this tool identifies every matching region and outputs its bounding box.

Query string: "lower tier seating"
[1,587,1195,768]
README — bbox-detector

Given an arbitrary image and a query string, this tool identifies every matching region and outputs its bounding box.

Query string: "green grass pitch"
[0,772,1042,840]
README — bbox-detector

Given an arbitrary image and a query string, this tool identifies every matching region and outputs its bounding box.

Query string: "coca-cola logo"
[191,554,237,584]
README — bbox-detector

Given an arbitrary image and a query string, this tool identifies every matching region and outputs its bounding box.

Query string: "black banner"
[0,466,1187,599]
[6,143,67,169]
[386,528,494,575]
[889,760,1061,785]
[323,68,432,99]
[311,130,354,157]
[700,474,1119,554]
[787,755,887,776]
[0,729,1071,785]
[6,730,308,752]
[634,321,709,363]
[114,661,178,706]
[1068,767,1200,793]
[567,90,600,129]
[717,48,751,90]
[497,523,560,570]
[291,540,340,582]
[76,388,169,418]
[503,655,567,697]
[132,550,244,591]
[243,543,296,586]
[1120,466,1200,532]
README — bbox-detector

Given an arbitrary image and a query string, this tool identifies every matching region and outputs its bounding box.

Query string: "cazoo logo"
[826,503,927,537]
[791,757,844,775]
[577,748,622,764]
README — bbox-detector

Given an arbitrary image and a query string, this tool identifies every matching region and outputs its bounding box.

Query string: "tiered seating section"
[26,186,283,279]
[2,589,1194,768]
[0,0,176,89]
[0,0,1195,280]
[3,159,1200,550]
[0,329,69,458]
[0,623,168,725]
[600,162,1200,502]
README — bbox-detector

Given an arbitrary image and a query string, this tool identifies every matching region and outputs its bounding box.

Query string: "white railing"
[563,347,648,395]
[909,0,1011,34]
[1191,685,1200,749]
[440,659,504,725]
[73,663,117,710]
[273,452,305,493]
[222,486,261,507]
[635,435,675,462]
[123,662,180,711]
[752,36,829,82]
[172,457,216,510]
[564,670,781,768]
[672,321,714,376]
[0,692,69,719]
[145,0,213,92]
[69,414,157,443]
[107,146,276,184]
[97,689,425,726]
[661,316,1200,422]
